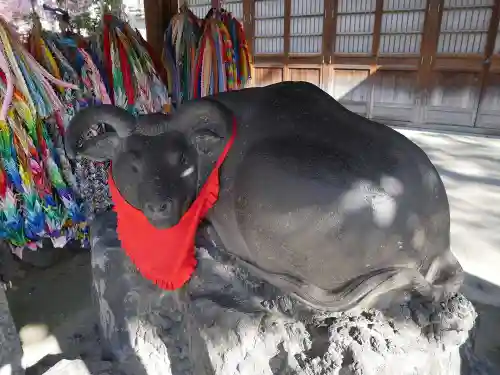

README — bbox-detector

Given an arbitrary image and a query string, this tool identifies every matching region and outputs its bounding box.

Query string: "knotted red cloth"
[108,118,236,290]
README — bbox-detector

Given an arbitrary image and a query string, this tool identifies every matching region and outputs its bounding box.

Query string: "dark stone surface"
[89,210,482,375]
[69,81,463,312]
[0,286,24,375]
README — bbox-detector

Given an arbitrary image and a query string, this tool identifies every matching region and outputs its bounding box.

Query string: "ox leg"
[0,285,24,375]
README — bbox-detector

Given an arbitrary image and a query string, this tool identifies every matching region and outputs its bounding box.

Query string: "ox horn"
[133,99,232,137]
[134,112,173,136]
[64,105,137,159]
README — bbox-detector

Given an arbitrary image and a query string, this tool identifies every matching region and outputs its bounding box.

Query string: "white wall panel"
[336,35,373,54]
[224,1,243,20]
[254,0,285,54]
[185,0,243,21]
[255,18,284,36]
[188,3,211,19]
[337,13,375,34]
[444,0,493,7]
[338,0,376,13]
[335,1,375,54]
[291,15,323,35]
[255,0,285,18]
[380,34,422,54]
[289,0,324,54]
[379,1,426,55]
[438,32,488,54]
[438,2,492,54]
[441,8,491,32]
[291,0,324,16]
[290,36,322,54]
[383,0,426,10]
[254,37,284,54]
[184,0,209,4]
[381,11,425,33]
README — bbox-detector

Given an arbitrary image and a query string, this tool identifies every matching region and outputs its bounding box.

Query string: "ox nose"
[144,200,172,219]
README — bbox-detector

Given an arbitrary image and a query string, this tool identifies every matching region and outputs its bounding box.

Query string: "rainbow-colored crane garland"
[0,6,252,251]
[163,6,251,103]
[0,16,83,248]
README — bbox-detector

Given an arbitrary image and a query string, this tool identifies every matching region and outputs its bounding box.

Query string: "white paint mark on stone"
[340,181,372,213]
[380,176,404,197]
[371,194,397,228]
[412,228,427,251]
[181,166,195,178]
[0,364,11,375]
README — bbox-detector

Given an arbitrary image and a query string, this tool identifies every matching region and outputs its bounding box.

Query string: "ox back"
[195,81,459,310]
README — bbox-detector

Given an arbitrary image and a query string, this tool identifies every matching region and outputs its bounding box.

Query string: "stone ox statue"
[60,81,476,375]
[65,81,463,312]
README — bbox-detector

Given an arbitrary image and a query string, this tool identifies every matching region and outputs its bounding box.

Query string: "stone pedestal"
[89,211,487,375]
[0,286,24,375]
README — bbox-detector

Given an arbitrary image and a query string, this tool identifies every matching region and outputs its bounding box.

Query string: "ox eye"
[130,160,141,173]
[166,151,182,165]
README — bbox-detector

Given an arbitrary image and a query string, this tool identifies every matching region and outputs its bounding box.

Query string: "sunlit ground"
[398,128,500,302]
[397,127,500,368]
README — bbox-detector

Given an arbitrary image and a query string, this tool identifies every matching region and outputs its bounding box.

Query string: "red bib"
[108,119,236,290]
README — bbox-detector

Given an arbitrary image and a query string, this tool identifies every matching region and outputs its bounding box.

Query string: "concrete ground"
[398,127,500,370]
[5,127,500,373]
[398,128,500,302]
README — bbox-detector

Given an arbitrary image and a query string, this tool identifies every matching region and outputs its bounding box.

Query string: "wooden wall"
[179,0,500,133]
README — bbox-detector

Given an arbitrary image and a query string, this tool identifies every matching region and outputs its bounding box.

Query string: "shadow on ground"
[462,274,500,371]
[398,129,500,292]
[397,128,500,375]
[5,251,102,375]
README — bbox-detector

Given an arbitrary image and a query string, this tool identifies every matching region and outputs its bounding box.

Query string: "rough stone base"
[89,211,487,375]
[0,286,24,375]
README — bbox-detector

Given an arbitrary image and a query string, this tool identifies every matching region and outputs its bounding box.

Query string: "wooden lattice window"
[184,0,211,19]
[254,0,285,54]
[222,0,244,20]
[289,0,324,55]
[437,0,493,55]
[379,0,427,55]
[335,0,376,54]
[184,0,243,21]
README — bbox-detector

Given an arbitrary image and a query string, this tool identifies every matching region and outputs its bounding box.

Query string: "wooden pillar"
[372,0,383,58]
[418,0,443,91]
[144,0,179,56]
[322,0,334,64]
[283,0,291,63]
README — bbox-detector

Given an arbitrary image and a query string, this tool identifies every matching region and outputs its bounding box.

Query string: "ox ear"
[173,98,232,155]
[189,128,225,155]
[77,133,123,161]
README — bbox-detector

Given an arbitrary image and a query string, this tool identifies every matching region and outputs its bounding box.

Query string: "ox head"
[65,101,232,228]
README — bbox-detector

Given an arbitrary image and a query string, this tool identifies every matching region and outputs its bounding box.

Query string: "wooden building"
[144,0,500,134]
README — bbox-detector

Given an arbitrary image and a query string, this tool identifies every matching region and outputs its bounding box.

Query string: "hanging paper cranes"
[100,14,170,114]
[0,11,172,251]
[163,6,201,105]
[0,17,84,248]
[163,4,251,103]
[0,3,252,251]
